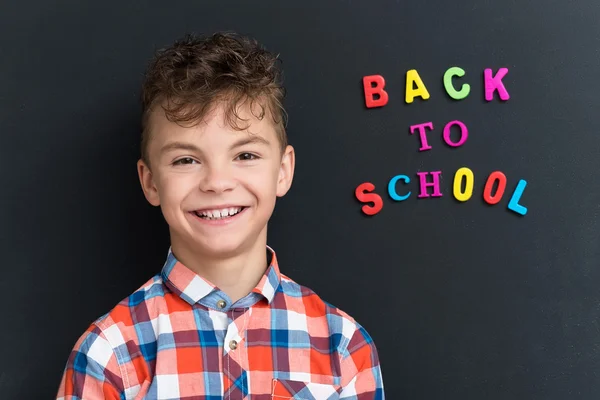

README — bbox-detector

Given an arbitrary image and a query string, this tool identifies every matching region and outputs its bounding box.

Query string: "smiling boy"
[56,32,384,399]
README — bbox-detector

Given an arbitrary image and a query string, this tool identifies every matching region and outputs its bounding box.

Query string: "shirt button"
[229,340,238,350]
[217,300,226,309]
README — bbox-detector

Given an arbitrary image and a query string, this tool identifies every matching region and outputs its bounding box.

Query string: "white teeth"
[197,207,242,220]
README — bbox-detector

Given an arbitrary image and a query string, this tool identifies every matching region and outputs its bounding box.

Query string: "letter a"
[406,69,430,103]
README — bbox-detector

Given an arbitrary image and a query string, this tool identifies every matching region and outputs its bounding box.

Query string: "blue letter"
[508,179,528,215]
[388,175,411,201]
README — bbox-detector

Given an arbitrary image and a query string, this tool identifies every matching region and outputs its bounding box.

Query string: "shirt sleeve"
[339,324,385,400]
[56,324,124,400]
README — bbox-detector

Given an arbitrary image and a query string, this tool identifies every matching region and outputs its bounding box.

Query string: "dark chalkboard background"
[1,1,598,398]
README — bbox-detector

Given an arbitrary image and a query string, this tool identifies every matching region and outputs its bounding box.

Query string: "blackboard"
[1,1,599,398]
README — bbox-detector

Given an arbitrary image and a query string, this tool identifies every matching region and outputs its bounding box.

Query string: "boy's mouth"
[192,206,247,221]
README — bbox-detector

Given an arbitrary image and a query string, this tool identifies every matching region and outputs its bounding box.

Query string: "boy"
[57,32,384,399]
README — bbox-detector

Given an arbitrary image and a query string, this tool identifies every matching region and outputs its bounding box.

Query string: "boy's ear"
[276,145,295,197]
[137,159,161,206]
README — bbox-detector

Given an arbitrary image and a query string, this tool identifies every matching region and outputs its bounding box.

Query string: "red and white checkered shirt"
[56,247,384,399]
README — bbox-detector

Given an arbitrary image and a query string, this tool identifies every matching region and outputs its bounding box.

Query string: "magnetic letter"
[508,179,528,215]
[355,182,384,216]
[443,67,470,100]
[484,68,510,101]
[410,122,434,151]
[483,171,507,205]
[443,120,469,147]
[417,171,443,198]
[363,75,389,108]
[453,167,474,202]
[388,175,411,201]
[405,69,430,103]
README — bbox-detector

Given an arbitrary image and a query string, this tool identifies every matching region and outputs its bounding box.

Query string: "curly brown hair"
[140,32,288,166]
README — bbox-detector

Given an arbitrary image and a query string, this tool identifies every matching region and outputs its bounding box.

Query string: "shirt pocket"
[271,378,340,400]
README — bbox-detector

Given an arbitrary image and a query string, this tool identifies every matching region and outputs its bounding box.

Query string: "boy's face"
[137,102,295,260]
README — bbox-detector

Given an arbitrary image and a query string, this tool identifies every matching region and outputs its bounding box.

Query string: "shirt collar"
[161,246,281,306]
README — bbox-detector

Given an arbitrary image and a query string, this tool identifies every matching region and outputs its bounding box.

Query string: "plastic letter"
[417,171,443,198]
[508,179,528,215]
[355,182,384,215]
[388,175,411,201]
[363,75,389,108]
[453,167,474,202]
[410,122,434,151]
[484,68,510,101]
[483,171,507,205]
[405,69,430,103]
[444,67,470,100]
[443,120,469,147]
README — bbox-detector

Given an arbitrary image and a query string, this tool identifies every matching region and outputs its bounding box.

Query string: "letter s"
[355,182,383,216]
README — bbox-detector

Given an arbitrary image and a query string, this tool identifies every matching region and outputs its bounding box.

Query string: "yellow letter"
[406,69,430,103]
[453,167,474,202]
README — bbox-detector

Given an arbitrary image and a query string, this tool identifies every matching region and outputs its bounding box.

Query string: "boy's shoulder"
[278,271,355,320]
[91,272,168,333]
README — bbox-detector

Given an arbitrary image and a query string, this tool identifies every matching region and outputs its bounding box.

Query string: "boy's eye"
[237,153,258,161]
[173,157,197,165]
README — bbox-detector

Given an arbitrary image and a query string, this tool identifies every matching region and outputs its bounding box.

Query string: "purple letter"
[410,122,434,151]
[417,171,443,198]
[484,68,510,101]
[443,120,469,147]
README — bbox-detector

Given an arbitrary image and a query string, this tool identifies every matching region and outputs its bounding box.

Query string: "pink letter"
[443,120,468,147]
[417,171,443,198]
[410,122,434,151]
[484,68,510,101]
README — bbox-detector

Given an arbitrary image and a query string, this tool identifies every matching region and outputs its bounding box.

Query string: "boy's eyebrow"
[160,141,201,154]
[230,135,270,148]
[160,136,270,155]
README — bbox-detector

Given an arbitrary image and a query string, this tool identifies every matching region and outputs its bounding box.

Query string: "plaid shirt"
[56,247,384,399]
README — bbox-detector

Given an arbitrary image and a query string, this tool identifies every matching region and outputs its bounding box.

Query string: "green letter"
[444,67,470,100]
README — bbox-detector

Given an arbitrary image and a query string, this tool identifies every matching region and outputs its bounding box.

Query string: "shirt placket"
[222,307,250,399]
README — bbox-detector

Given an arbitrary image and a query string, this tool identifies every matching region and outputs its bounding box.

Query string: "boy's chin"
[169,223,268,260]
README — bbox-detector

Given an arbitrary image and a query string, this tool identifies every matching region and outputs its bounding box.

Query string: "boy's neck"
[169,235,269,304]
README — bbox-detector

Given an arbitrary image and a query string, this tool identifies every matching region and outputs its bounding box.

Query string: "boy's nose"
[200,165,236,193]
